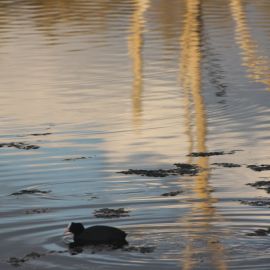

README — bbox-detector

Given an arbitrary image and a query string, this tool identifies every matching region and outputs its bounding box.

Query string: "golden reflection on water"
[230,0,270,90]
[180,0,227,269]
[128,0,149,129]
[29,0,126,37]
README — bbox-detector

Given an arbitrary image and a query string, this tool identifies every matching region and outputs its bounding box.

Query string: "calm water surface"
[1,0,270,269]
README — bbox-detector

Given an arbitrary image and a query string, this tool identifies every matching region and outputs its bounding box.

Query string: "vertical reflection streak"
[179,0,227,269]
[128,0,149,129]
[230,0,270,90]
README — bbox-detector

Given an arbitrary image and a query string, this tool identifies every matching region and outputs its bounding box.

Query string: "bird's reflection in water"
[68,244,84,255]
[68,243,121,255]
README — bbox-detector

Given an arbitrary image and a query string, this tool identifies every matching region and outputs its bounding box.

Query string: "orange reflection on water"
[128,0,149,129]
[230,0,270,90]
[180,0,227,269]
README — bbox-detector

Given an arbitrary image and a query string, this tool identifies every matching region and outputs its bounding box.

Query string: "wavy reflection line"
[179,0,227,269]
[230,0,270,90]
[28,0,125,38]
[128,0,149,130]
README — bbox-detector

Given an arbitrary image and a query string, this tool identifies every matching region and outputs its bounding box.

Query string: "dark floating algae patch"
[174,163,200,174]
[0,142,40,150]
[187,150,241,157]
[7,252,43,267]
[24,208,50,214]
[94,208,130,218]
[17,132,52,137]
[247,180,270,193]
[161,190,183,196]
[240,198,270,207]
[247,164,270,172]
[10,189,51,196]
[64,156,92,161]
[247,180,270,187]
[212,162,241,168]
[29,132,51,136]
[7,250,68,266]
[119,169,171,177]
[118,163,200,177]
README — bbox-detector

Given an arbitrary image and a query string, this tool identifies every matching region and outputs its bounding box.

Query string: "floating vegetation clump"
[119,163,200,177]
[187,150,240,157]
[240,198,270,207]
[94,208,130,218]
[29,132,51,136]
[161,190,183,196]
[10,189,51,196]
[24,208,50,214]
[64,156,91,161]
[7,252,43,267]
[247,165,270,172]
[0,142,40,150]
[212,162,241,168]
[247,180,270,193]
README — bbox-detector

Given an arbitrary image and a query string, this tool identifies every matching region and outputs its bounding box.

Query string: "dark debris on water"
[24,208,50,214]
[240,198,270,207]
[174,163,200,174]
[7,252,43,267]
[7,250,68,266]
[161,190,183,196]
[64,156,92,161]
[187,150,241,157]
[10,189,51,196]
[0,142,40,150]
[247,164,270,172]
[29,132,51,136]
[212,162,241,168]
[118,163,200,177]
[17,132,52,137]
[247,180,270,193]
[94,208,130,218]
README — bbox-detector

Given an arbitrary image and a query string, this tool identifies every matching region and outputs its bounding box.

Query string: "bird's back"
[74,225,127,246]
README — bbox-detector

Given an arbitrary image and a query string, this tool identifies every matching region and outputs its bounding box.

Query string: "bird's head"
[65,222,85,235]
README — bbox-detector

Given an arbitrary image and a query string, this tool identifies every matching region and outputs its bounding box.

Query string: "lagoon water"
[1,0,270,269]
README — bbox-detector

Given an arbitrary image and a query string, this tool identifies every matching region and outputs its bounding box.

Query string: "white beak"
[64,222,72,235]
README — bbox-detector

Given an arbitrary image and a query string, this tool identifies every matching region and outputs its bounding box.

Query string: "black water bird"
[65,222,128,248]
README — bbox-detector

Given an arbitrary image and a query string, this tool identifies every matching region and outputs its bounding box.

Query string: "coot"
[65,222,128,247]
